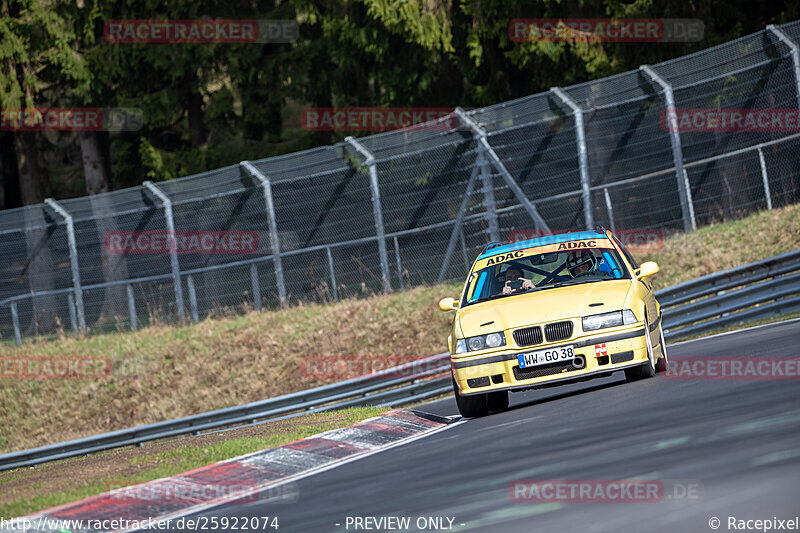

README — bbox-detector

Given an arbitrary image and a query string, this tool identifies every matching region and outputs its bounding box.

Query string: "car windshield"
[461,246,630,306]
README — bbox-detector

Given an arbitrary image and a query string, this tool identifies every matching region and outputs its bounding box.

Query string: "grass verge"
[0,406,384,518]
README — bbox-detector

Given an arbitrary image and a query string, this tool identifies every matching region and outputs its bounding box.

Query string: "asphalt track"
[171,320,800,533]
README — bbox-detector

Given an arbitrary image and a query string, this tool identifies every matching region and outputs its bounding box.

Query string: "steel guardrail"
[658,249,800,339]
[2,249,798,471]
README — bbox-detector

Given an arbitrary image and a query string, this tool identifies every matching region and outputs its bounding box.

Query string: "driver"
[566,251,597,278]
[501,266,534,295]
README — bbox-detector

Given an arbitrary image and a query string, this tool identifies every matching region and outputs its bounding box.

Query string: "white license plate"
[518,345,576,368]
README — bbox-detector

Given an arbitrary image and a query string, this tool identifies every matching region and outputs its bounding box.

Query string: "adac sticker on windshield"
[478,239,609,269]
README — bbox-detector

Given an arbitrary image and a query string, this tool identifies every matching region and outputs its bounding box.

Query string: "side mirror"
[439,297,459,312]
[636,261,659,279]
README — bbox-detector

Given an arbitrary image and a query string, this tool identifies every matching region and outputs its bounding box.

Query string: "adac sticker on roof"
[476,238,612,268]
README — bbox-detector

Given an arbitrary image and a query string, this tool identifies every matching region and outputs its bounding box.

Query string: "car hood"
[457,280,633,335]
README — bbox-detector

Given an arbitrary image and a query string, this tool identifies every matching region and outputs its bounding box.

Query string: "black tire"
[487,390,509,412]
[655,321,669,373]
[452,378,489,418]
[626,315,657,382]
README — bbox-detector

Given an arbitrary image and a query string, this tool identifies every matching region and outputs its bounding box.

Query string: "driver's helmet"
[566,251,596,277]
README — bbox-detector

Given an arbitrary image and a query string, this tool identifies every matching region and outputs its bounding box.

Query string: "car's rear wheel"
[487,390,509,412]
[625,317,657,382]
[452,378,489,418]
[656,321,669,373]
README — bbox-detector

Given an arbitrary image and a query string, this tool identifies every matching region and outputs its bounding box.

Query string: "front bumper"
[452,324,648,395]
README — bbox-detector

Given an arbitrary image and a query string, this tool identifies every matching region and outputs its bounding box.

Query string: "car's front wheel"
[452,378,489,418]
[625,317,657,382]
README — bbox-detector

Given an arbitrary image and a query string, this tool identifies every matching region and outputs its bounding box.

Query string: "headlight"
[455,332,506,354]
[582,310,638,331]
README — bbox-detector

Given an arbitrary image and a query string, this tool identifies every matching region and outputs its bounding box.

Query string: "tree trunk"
[80,130,130,322]
[1,131,23,209]
[15,132,58,333]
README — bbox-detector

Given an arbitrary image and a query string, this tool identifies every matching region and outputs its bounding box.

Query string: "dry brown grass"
[1,204,798,453]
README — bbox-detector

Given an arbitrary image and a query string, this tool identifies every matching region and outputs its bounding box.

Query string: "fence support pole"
[187,274,199,322]
[454,107,551,235]
[437,166,480,283]
[326,247,338,302]
[250,263,262,311]
[550,88,594,229]
[241,161,287,307]
[393,236,404,289]
[603,188,616,232]
[10,302,21,347]
[345,137,391,293]
[757,148,773,210]
[67,293,77,334]
[126,284,137,331]
[459,228,469,271]
[640,65,696,233]
[767,25,800,108]
[44,198,86,332]
[143,181,185,322]
[478,149,501,242]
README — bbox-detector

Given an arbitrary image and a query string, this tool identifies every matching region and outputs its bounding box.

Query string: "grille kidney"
[544,321,574,342]
[513,326,543,347]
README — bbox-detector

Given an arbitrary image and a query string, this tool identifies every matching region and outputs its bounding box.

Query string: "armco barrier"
[1,249,798,471]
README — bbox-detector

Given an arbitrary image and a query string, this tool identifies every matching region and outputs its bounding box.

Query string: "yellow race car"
[439,229,667,418]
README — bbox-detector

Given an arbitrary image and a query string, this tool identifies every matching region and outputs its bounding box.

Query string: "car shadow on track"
[503,373,632,414]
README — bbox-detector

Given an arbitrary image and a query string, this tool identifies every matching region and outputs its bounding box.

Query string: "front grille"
[513,326,543,347]
[611,351,634,363]
[545,321,574,342]
[513,361,578,380]
[467,376,490,388]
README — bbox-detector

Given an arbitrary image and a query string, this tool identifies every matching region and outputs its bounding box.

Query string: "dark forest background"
[1,0,797,209]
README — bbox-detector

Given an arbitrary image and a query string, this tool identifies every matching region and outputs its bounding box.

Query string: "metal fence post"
[437,165,480,283]
[641,65,696,233]
[345,137,391,293]
[454,107,551,235]
[126,284,137,331]
[757,148,773,210]
[241,162,287,307]
[142,181,185,321]
[603,188,616,232]
[326,246,338,301]
[478,148,501,242]
[67,293,77,334]
[10,302,21,346]
[44,198,86,332]
[393,236,404,289]
[250,263,262,311]
[459,228,469,271]
[187,274,199,322]
[551,88,594,229]
[767,25,800,108]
